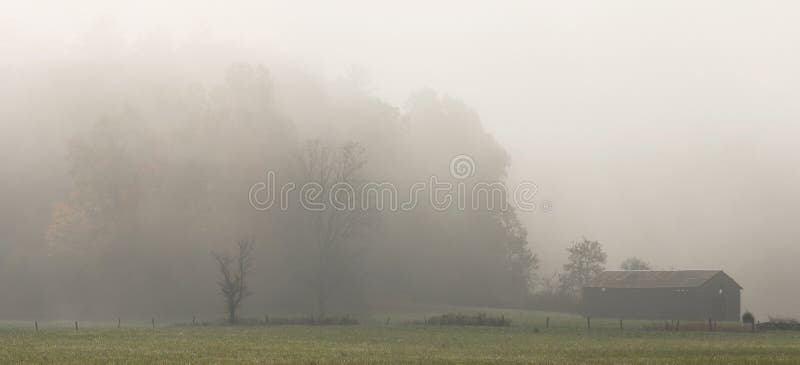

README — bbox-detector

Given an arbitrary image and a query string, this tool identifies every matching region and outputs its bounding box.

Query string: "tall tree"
[498,208,538,302]
[294,140,374,318]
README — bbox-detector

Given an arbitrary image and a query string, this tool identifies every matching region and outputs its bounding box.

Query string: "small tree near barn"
[742,311,755,332]
[559,238,606,295]
[212,239,255,324]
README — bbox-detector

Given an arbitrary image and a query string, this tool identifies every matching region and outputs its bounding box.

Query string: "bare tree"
[212,239,255,324]
[295,140,374,318]
[619,257,652,270]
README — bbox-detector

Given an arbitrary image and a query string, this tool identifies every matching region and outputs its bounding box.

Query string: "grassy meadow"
[1,309,799,364]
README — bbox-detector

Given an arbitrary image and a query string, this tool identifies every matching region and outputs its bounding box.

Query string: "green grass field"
[2,310,799,364]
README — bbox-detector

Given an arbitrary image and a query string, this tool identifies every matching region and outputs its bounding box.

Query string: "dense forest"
[0,32,537,320]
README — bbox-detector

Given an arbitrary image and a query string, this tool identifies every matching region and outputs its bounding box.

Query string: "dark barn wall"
[699,274,741,321]
[582,275,741,320]
[582,287,704,320]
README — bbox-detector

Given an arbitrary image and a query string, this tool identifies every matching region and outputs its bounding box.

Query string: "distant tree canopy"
[619,257,652,271]
[24,53,539,318]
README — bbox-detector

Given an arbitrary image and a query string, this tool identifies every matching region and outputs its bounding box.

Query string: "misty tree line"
[0,32,651,320]
[0,53,537,319]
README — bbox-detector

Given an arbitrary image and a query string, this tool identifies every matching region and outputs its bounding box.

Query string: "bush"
[422,312,510,327]
[188,315,359,326]
[266,316,359,326]
[742,311,754,324]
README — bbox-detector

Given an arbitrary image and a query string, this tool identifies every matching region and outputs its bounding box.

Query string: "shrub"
[265,316,359,326]
[187,315,359,326]
[423,312,510,327]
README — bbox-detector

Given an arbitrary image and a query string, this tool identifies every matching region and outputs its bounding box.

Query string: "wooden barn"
[582,270,741,321]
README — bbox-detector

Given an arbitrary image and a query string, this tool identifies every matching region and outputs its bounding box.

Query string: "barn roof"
[585,270,742,289]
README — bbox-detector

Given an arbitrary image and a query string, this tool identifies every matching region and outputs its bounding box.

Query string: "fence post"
[546,317,550,329]
[118,318,121,329]
[586,317,591,330]
[152,318,155,329]
[708,318,712,331]
[75,321,78,331]
[35,321,38,332]
[619,319,623,332]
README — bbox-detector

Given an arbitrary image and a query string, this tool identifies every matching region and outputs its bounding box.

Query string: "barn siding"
[582,272,741,320]
[698,273,741,320]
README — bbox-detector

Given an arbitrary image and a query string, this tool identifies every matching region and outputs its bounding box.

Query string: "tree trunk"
[228,300,236,324]
[317,290,326,319]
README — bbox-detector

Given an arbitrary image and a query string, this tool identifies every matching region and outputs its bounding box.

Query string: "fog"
[1,0,799,319]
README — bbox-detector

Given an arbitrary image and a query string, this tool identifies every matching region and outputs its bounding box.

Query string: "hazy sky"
[3,0,800,315]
